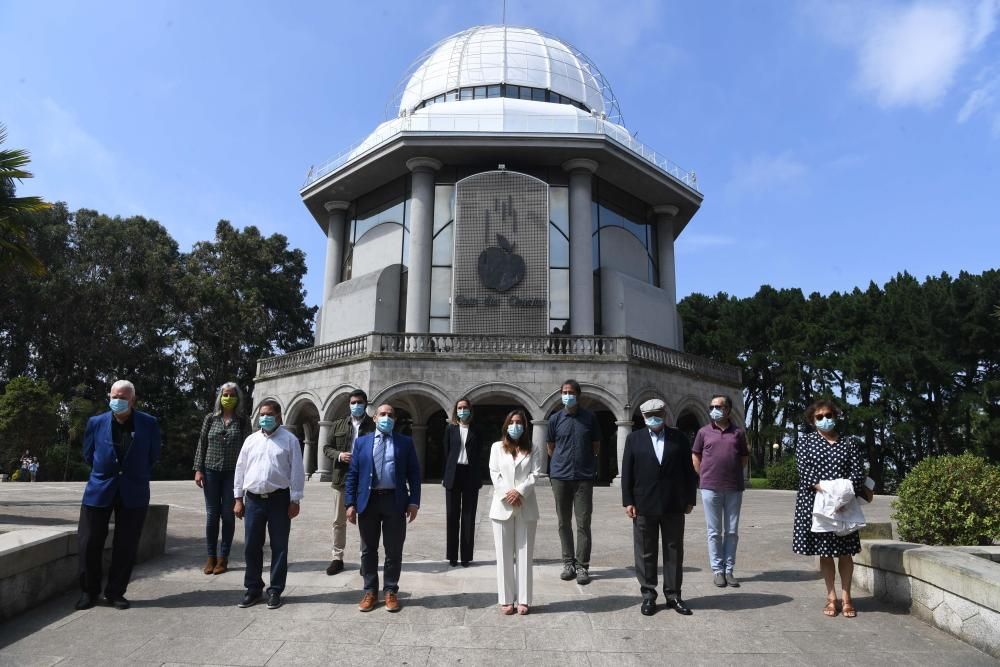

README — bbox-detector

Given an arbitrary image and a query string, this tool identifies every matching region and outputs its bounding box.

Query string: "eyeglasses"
[814,412,836,419]
[709,404,726,411]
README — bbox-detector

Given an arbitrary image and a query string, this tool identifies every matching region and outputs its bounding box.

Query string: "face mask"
[377,416,395,433]
[457,408,471,422]
[507,424,524,439]
[815,417,836,433]
[350,403,366,418]
[709,408,724,422]
[109,398,130,414]
[220,396,238,410]
[259,415,277,431]
[645,416,664,429]
[561,394,577,408]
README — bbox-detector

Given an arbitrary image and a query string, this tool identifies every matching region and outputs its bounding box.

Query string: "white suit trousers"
[491,516,536,605]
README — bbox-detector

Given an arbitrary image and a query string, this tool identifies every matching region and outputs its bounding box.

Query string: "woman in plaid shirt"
[193,382,251,575]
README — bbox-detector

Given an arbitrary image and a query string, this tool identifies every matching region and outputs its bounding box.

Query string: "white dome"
[393,25,622,123]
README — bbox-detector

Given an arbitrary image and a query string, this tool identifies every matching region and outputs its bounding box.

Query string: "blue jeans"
[701,489,743,574]
[243,490,290,595]
[203,469,236,558]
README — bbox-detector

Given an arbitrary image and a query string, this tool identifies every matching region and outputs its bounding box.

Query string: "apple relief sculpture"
[478,233,525,292]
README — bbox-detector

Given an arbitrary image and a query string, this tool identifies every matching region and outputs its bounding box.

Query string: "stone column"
[613,419,634,486]
[316,420,334,482]
[563,159,598,336]
[531,418,549,477]
[319,201,350,343]
[410,424,428,481]
[404,157,442,334]
[654,204,680,349]
[301,422,316,478]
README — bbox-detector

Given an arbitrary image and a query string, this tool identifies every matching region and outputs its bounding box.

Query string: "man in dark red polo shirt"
[691,394,748,588]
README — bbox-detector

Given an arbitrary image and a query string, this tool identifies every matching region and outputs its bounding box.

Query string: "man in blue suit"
[346,402,421,613]
[75,380,161,610]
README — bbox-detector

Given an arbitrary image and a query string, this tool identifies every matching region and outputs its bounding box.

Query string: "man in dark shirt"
[546,378,600,585]
[692,393,749,588]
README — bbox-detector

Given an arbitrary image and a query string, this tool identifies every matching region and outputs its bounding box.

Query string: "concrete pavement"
[0,480,995,665]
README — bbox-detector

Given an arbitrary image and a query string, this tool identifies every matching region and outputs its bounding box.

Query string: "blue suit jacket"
[345,431,421,515]
[82,410,161,509]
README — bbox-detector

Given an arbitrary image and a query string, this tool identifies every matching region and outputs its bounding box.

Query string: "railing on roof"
[302,113,699,193]
[256,333,739,385]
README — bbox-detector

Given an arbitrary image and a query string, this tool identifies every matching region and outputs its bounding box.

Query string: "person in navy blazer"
[346,402,421,613]
[75,380,161,611]
[622,397,697,617]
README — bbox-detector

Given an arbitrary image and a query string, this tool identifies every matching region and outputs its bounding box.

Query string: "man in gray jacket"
[323,389,376,575]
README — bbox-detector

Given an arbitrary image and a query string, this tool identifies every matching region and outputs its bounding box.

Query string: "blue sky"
[3,0,999,311]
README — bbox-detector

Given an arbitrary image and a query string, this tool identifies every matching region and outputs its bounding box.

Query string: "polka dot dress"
[792,431,865,557]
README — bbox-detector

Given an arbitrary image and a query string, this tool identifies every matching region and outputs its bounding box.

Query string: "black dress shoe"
[104,595,130,610]
[640,599,656,616]
[238,590,262,608]
[75,592,96,610]
[449,559,458,567]
[666,598,692,615]
[326,559,344,575]
[461,561,471,568]
[266,591,282,609]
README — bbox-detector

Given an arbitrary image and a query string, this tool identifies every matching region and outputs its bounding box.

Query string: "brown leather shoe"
[212,557,228,575]
[202,556,217,575]
[358,591,377,612]
[384,591,400,613]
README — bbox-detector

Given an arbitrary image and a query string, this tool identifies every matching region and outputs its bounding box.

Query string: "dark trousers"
[445,465,478,563]
[358,493,406,593]
[77,497,148,598]
[243,490,290,595]
[203,469,236,558]
[633,512,685,601]
[550,478,594,568]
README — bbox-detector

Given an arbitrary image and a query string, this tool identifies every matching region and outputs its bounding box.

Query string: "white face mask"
[709,408,725,422]
[815,417,836,433]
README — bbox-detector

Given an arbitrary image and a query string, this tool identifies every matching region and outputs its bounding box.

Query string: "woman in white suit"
[489,409,542,615]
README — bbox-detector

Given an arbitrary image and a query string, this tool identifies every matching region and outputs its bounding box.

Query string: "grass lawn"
[748,477,768,489]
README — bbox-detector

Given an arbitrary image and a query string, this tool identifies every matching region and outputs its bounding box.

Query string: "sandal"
[500,604,515,615]
[823,600,839,617]
[842,600,856,618]
[517,604,529,615]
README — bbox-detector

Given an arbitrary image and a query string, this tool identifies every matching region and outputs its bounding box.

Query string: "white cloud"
[727,152,807,197]
[808,0,999,109]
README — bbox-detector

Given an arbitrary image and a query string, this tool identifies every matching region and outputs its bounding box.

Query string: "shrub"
[765,456,799,490]
[893,453,1000,546]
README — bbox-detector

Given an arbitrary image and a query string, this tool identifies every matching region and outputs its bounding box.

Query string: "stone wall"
[853,539,1000,659]
[0,504,169,620]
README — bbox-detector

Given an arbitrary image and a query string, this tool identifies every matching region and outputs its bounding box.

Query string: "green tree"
[0,124,50,275]
[0,376,61,476]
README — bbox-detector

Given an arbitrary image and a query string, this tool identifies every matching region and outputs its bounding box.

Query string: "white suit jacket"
[489,440,542,521]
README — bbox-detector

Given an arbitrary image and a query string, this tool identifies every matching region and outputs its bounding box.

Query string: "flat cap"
[639,398,665,413]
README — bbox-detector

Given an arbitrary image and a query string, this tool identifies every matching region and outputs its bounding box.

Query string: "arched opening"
[676,410,703,445]
[284,398,321,475]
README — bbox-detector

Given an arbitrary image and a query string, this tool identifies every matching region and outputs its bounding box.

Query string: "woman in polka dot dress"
[793,399,866,618]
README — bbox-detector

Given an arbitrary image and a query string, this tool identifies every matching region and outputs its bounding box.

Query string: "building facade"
[254,25,742,483]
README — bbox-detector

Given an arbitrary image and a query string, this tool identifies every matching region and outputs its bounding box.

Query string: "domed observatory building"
[255,25,741,483]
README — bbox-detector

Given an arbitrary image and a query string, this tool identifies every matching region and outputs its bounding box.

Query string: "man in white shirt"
[323,389,376,575]
[233,399,304,609]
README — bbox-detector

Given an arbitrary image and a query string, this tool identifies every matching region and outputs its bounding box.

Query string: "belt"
[371,488,395,496]
[246,488,289,500]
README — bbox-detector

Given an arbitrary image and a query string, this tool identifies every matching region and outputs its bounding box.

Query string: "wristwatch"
[290,500,300,505]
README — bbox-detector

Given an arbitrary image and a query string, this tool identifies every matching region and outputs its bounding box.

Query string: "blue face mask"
[377,416,395,433]
[709,408,725,422]
[507,424,524,439]
[815,417,836,433]
[561,393,577,408]
[645,416,664,429]
[350,403,366,418]
[457,408,471,422]
[259,415,277,431]
[109,398,130,414]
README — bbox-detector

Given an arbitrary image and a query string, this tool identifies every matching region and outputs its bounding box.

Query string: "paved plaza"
[0,480,995,666]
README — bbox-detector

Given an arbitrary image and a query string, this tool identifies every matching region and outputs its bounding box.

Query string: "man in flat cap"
[621,398,698,616]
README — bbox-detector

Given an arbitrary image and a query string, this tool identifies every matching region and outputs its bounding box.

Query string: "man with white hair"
[75,380,161,610]
[621,398,698,617]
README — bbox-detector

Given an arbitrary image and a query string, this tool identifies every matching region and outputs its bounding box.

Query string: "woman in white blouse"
[489,409,542,615]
